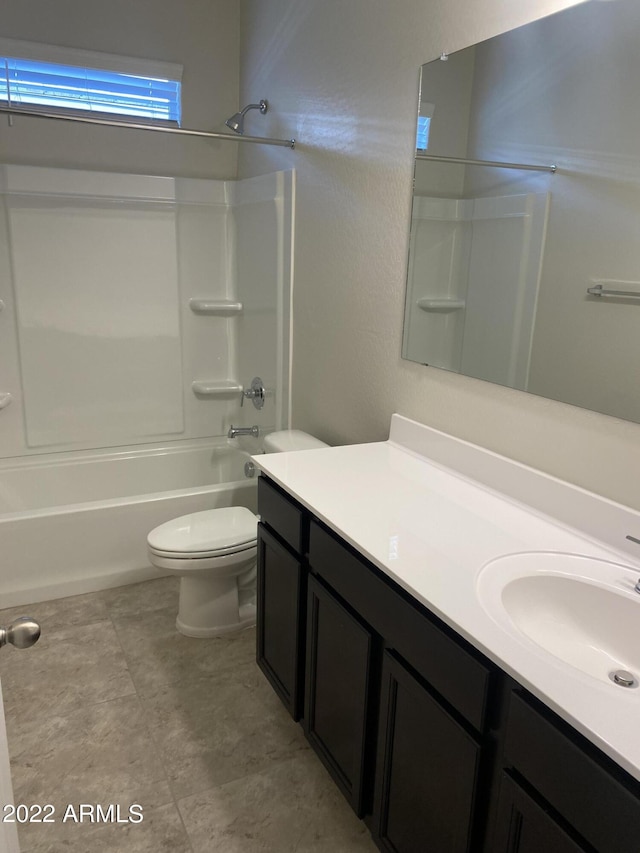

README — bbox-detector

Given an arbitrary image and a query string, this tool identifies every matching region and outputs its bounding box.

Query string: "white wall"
[233,171,294,436]
[0,0,240,179]
[0,166,242,457]
[237,0,640,512]
[0,2,297,460]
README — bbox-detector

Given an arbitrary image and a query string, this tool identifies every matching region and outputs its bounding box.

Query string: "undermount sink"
[476,552,640,688]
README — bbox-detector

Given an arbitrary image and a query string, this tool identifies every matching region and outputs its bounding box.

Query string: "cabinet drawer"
[309,520,492,731]
[258,476,306,555]
[504,691,640,853]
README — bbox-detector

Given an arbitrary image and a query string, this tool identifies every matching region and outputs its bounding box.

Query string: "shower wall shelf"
[417,297,465,313]
[0,393,12,410]
[189,299,243,316]
[191,380,243,398]
[0,106,296,149]
[416,152,556,173]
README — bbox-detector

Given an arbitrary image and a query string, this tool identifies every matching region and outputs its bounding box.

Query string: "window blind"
[0,55,181,124]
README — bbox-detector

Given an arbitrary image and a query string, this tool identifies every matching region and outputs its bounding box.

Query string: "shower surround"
[0,164,294,605]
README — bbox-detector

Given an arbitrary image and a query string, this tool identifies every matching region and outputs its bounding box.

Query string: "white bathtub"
[0,440,258,607]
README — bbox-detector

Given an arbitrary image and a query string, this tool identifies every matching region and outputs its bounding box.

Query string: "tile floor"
[0,578,378,852]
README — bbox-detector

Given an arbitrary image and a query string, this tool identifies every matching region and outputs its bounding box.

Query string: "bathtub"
[0,440,258,608]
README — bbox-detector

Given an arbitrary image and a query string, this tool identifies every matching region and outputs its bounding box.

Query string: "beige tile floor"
[0,578,377,852]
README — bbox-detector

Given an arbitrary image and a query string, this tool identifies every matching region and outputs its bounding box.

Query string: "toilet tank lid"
[263,429,328,453]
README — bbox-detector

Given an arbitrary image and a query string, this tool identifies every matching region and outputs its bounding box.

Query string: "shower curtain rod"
[0,106,296,149]
[416,152,556,173]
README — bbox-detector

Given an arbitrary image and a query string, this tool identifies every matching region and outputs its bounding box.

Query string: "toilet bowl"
[146,429,327,637]
[148,506,258,637]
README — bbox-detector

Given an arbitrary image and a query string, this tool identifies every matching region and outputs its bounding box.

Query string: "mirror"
[402,0,640,424]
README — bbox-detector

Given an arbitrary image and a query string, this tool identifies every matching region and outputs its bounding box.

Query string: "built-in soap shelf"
[416,296,465,313]
[191,380,243,398]
[189,298,243,316]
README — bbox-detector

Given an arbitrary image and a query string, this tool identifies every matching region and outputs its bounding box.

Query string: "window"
[0,39,182,125]
[416,101,435,151]
[416,116,431,151]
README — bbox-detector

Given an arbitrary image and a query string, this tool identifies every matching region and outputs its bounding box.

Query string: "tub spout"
[228,425,259,439]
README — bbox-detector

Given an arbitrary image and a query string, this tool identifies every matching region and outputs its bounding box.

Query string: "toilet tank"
[263,429,328,453]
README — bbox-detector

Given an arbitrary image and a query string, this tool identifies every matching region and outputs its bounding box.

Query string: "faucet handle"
[241,377,265,410]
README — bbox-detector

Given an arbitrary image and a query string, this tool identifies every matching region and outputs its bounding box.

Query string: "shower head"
[225,99,268,135]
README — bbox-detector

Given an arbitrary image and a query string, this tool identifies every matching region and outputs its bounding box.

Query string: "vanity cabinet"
[307,518,493,851]
[373,650,483,853]
[256,475,640,853]
[256,476,308,720]
[304,574,377,816]
[490,689,640,853]
[492,772,586,853]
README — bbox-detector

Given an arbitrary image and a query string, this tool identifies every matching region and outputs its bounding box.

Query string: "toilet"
[146,429,328,637]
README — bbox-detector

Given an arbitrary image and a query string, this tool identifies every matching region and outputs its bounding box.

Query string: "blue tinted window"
[0,57,181,124]
[416,115,431,151]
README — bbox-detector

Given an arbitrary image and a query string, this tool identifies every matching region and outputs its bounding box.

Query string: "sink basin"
[476,552,640,687]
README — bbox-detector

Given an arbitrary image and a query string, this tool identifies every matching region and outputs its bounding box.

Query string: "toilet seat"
[148,541,256,560]
[147,506,257,558]
[149,544,258,575]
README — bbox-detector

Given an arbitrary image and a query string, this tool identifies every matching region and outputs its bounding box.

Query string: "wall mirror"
[402,0,640,425]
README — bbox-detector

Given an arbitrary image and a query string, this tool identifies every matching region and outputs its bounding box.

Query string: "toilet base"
[174,557,256,638]
[177,602,256,638]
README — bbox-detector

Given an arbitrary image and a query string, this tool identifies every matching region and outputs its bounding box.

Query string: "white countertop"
[253,415,640,782]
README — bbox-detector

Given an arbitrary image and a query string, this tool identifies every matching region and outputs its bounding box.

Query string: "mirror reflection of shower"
[403,189,549,392]
[402,0,640,426]
[225,99,268,135]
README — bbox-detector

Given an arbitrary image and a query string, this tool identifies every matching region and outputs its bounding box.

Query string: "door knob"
[0,617,41,649]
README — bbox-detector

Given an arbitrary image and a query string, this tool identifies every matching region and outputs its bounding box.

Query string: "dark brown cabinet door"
[256,522,305,720]
[304,574,376,817]
[373,650,482,853]
[492,773,587,853]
